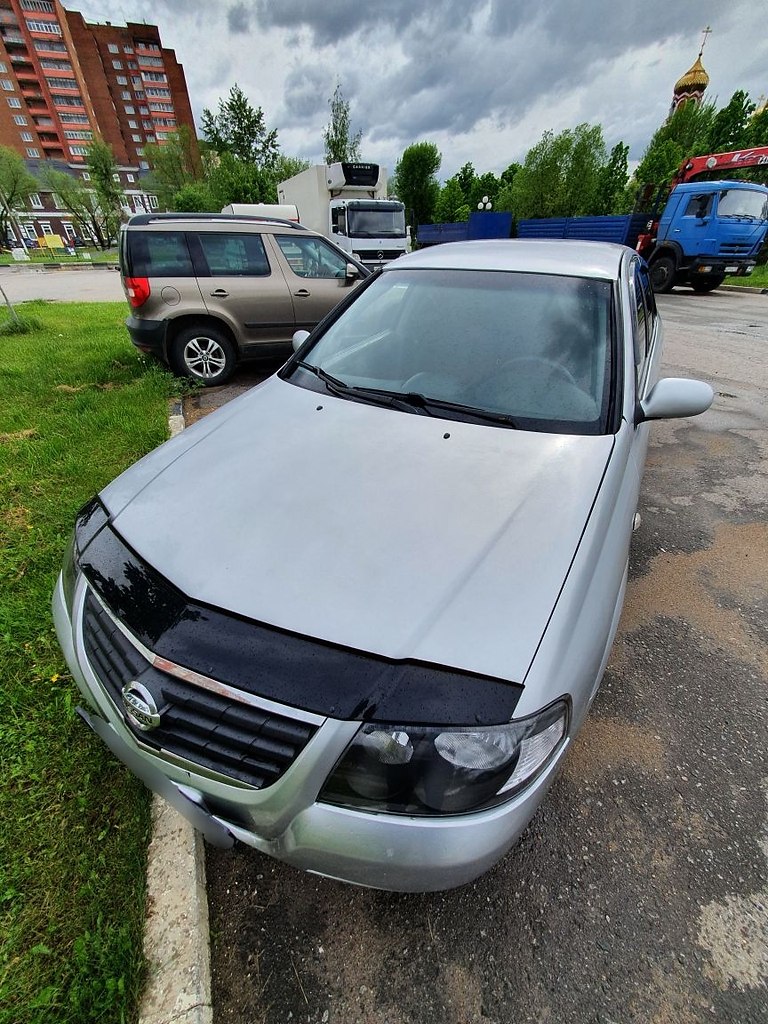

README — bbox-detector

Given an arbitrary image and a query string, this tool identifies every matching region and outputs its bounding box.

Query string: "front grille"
[82,589,318,788]
[719,243,751,255]
[360,249,404,262]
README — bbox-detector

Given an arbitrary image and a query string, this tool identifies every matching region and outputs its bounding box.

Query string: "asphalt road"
[200,287,768,1024]
[0,265,124,302]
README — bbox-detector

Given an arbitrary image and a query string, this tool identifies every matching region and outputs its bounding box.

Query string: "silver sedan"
[53,240,713,891]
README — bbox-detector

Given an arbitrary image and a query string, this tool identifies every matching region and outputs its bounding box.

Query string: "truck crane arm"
[674,146,768,184]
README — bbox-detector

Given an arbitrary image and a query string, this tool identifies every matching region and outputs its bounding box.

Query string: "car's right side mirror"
[292,329,311,352]
[638,377,714,422]
[345,263,361,281]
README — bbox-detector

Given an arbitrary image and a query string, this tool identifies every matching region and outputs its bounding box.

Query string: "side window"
[683,193,713,218]
[638,264,657,346]
[630,266,648,387]
[127,231,194,277]
[196,233,270,277]
[275,235,348,279]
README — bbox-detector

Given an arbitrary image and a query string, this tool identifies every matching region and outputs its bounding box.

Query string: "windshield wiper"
[295,364,433,415]
[345,386,519,428]
[296,360,351,395]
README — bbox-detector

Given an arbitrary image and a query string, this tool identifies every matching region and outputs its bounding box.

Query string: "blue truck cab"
[648,180,768,292]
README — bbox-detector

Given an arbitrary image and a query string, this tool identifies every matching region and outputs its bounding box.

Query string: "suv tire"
[170,324,237,386]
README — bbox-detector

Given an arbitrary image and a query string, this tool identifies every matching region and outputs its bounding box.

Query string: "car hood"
[104,376,614,683]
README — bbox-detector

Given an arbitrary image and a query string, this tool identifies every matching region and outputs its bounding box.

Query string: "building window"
[82,171,90,180]
[127,173,135,182]
[139,106,149,115]
[140,160,149,170]
[144,87,171,98]
[108,43,119,53]
[53,94,85,107]
[34,39,67,52]
[1,80,14,91]
[40,222,53,235]
[147,194,159,209]
[149,102,174,113]
[52,193,63,208]
[63,130,92,140]
[128,61,137,70]
[46,77,79,90]
[25,19,62,34]
[124,105,134,114]
[137,41,160,52]
[146,134,155,143]
[142,71,167,83]
[131,134,141,142]
[59,112,89,123]
[131,76,141,88]
[116,75,127,85]
[138,54,164,68]
[63,222,75,239]
[112,60,123,70]
[40,58,72,71]
[121,90,131,100]
[112,173,120,181]
[22,223,36,240]
[7,97,22,108]
[20,131,33,142]
[13,114,27,125]
[142,120,152,130]
[29,193,43,209]
[128,119,138,128]
[0,62,6,74]
[123,45,134,54]
[69,145,88,155]
[134,91,145,100]
[21,0,56,11]
[26,148,40,158]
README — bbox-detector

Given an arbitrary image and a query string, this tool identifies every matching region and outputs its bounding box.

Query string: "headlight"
[320,700,568,815]
[61,497,109,613]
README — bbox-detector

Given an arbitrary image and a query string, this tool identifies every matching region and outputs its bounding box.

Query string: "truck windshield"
[347,203,406,239]
[718,189,768,221]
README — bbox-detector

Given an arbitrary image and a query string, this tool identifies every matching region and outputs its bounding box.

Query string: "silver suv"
[118,213,368,385]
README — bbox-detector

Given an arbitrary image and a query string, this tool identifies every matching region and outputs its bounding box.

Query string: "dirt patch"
[0,427,37,443]
[563,717,666,782]
[2,504,31,531]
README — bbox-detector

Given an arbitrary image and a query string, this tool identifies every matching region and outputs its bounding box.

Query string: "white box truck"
[277,162,407,269]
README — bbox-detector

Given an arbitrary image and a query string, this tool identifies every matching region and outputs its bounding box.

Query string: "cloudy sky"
[64,0,765,180]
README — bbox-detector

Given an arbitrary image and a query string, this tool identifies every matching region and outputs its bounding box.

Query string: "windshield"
[346,204,406,238]
[290,269,614,434]
[718,188,768,220]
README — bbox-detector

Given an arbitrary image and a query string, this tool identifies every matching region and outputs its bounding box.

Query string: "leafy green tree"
[454,162,477,204]
[86,139,125,245]
[172,181,217,212]
[143,126,202,210]
[509,124,607,218]
[708,90,755,152]
[633,100,716,188]
[272,154,311,183]
[206,151,278,207]
[0,146,38,242]
[495,164,522,214]
[433,177,467,222]
[391,141,441,230]
[201,84,279,167]
[39,167,112,247]
[594,142,629,215]
[323,82,362,163]
[746,106,768,147]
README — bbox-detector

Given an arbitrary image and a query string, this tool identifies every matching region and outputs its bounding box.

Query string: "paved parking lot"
[198,288,768,1024]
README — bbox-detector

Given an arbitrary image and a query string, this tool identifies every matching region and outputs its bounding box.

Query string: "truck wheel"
[649,255,676,293]
[169,324,236,386]
[690,274,725,294]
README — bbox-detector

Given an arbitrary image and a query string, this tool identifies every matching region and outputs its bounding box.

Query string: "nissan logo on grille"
[121,681,161,731]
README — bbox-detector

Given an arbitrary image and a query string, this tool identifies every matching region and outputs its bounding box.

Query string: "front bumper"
[690,257,756,277]
[53,573,566,892]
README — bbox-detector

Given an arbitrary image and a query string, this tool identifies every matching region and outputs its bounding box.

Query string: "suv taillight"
[125,276,150,308]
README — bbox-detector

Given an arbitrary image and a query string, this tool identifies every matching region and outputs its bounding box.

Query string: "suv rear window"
[123,230,195,277]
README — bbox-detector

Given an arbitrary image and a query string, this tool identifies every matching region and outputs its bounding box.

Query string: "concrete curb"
[139,397,212,1024]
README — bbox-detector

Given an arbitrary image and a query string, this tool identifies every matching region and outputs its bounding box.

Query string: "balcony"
[2,33,26,46]
[40,136,61,148]
[33,117,54,127]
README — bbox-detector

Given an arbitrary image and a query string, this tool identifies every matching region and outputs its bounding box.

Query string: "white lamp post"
[477,195,492,211]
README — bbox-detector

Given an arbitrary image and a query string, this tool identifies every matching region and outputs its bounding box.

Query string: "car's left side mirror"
[345,262,361,281]
[638,377,714,422]
[292,329,310,352]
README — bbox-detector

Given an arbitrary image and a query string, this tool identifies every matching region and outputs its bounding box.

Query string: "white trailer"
[277,162,407,269]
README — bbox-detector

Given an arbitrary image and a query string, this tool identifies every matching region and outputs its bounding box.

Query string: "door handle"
[210,289,229,297]
[294,289,310,297]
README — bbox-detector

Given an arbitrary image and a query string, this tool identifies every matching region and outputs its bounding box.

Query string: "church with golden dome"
[670,27,711,115]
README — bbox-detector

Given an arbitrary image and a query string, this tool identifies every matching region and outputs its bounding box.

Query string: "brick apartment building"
[0,0,197,246]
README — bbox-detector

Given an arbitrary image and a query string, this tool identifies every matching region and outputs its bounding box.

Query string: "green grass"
[723,262,768,289]
[0,302,181,1024]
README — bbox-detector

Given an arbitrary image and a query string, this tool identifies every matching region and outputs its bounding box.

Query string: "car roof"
[125,213,312,233]
[387,239,628,279]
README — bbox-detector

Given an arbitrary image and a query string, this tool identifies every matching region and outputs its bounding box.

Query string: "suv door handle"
[294,288,310,297]
[210,288,229,297]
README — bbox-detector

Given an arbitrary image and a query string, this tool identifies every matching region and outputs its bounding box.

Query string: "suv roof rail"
[126,212,308,230]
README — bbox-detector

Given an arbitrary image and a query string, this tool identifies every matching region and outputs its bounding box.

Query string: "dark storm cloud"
[253,0,473,46]
[283,65,332,121]
[228,2,251,34]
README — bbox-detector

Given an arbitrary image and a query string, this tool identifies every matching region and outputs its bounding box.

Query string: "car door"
[268,233,361,330]
[189,230,296,352]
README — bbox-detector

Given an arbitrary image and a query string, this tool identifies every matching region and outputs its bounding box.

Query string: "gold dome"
[674,56,709,94]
